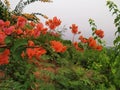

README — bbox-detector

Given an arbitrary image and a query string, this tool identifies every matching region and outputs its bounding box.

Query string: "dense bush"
[0,0,120,90]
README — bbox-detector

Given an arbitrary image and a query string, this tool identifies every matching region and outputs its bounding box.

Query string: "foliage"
[106,1,120,89]
[106,0,120,54]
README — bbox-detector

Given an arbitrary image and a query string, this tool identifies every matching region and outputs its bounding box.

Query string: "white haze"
[2,0,120,46]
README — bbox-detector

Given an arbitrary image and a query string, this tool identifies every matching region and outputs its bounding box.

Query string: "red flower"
[36,23,48,35]
[53,17,61,26]
[26,48,35,59]
[73,42,84,52]
[33,29,40,38]
[0,20,5,28]
[0,49,10,65]
[96,45,102,51]
[16,29,23,35]
[34,47,46,60]
[4,21,10,27]
[45,17,61,30]
[28,40,35,47]
[73,42,79,49]
[95,29,104,38]
[50,40,66,53]
[79,35,87,43]
[0,31,6,44]
[3,26,15,35]
[88,37,97,49]
[70,24,78,34]
[17,16,27,28]
[41,28,48,35]
[36,23,44,31]
[21,51,25,59]
[29,21,35,27]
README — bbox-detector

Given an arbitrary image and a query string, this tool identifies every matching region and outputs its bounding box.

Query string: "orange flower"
[33,29,40,38]
[35,23,48,36]
[79,35,87,43]
[21,51,25,59]
[0,49,10,65]
[0,20,5,28]
[88,37,97,49]
[73,42,79,49]
[17,16,27,28]
[61,46,67,53]
[95,29,104,38]
[96,45,102,51]
[87,37,94,43]
[41,28,48,35]
[50,40,66,53]
[16,29,23,35]
[4,21,10,27]
[28,40,35,47]
[70,24,78,34]
[26,47,46,60]
[25,29,34,37]
[3,26,15,35]
[53,16,61,26]
[73,42,84,52]
[26,48,35,59]
[36,23,44,31]
[45,17,61,30]
[0,31,6,44]
[34,47,47,60]
[29,21,35,27]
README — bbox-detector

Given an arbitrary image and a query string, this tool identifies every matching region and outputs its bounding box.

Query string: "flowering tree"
[0,0,119,90]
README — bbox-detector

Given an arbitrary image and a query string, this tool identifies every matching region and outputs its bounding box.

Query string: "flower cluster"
[70,24,78,34]
[21,40,47,60]
[95,29,104,38]
[73,42,84,52]
[0,49,10,65]
[0,16,105,65]
[46,16,61,30]
[50,40,67,53]
[0,16,65,65]
[70,24,104,51]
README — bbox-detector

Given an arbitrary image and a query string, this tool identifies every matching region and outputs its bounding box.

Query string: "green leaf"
[11,38,28,52]
[5,36,13,45]
[115,27,120,35]
[114,15,120,23]
[97,38,102,44]
[114,36,120,45]
[40,55,51,60]
[11,38,28,60]
[94,36,97,39]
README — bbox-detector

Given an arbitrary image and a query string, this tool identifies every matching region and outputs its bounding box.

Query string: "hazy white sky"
[2,0,120,46]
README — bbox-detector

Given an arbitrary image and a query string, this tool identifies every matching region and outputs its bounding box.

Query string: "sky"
[2,0,120,46]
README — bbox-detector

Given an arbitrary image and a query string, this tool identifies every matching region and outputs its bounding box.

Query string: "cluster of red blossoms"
[0,20,12,65]
[73,42,84,52]
[0,49,10,65]
[0,16,104,65]
[70,24,104,51]
[45,17,61,30]
[70,24,78,34]
[21,40,47,60]
[95,29,104,38]
[50,40,67,53]
[0,16,65,65]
